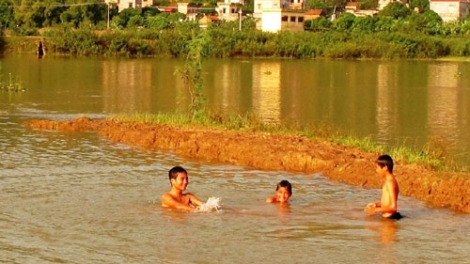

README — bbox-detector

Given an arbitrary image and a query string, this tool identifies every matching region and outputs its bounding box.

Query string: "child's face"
[276,187,291,203]
[171,172,189,190]
[375,164,387,177]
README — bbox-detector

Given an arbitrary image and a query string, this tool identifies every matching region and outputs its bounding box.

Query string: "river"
[1,54,470,263]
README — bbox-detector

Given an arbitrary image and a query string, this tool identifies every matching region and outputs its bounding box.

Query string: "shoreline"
[26,117,470,213]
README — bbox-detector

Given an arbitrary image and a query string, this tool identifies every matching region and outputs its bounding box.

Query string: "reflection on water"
[365,215,399,245]
[252,62,281,123]
[2,55,470,165]
[428,63,459,149]
[102,60,153,113]
[376,63,398,144]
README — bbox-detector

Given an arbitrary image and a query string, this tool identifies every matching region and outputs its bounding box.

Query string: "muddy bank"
[27,117,470,213]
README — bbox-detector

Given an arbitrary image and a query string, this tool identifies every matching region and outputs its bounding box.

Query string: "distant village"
[103,0,468,32]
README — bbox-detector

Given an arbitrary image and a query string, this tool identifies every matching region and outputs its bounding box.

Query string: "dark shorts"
[384,212,403,220]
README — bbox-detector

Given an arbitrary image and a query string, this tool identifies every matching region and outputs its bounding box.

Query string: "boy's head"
[168,166,188,186]
[375,155,394,173]
[275,180,292,203]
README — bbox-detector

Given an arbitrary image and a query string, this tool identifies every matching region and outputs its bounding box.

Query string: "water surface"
[2,55,470,165]
[1,55,470,263]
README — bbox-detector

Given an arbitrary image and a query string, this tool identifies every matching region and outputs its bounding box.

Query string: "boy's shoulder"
[266,196,277,203]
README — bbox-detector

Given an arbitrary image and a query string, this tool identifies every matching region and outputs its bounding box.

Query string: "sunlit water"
[1,55,470,263]
[2,55,470,166]
[1,107,470,263]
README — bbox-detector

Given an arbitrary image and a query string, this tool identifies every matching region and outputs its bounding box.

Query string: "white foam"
[195,197,222,213]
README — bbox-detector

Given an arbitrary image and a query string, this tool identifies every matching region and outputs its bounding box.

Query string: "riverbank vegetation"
[1,0,470,59]
[0,64,25,92]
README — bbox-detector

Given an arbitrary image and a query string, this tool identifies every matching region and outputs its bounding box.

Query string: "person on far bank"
[161,166,204,212]
[266,180,292,203]
[364,155,402,220]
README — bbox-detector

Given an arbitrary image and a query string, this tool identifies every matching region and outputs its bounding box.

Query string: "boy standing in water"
[161,166,204,212]
[364,155,401,219]
[266,180,292,203]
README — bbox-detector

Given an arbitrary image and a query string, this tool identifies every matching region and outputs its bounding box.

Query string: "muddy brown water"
[2,55,470,263]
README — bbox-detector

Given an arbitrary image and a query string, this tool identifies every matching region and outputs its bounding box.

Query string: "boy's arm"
[266,196,276,203]
[188,193,205,207]
[364,202,380,214]
[365,180,398,214]
[161,194,195,212]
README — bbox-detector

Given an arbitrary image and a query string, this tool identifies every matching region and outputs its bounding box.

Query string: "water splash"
[195,197,222,213]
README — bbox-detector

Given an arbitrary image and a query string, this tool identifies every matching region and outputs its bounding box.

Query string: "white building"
[430,0,469,22]
[105,0,154,12]
[254,0,306,32]
[216,0,245,21]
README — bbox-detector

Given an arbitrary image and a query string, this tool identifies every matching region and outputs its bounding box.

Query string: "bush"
[379,2,412,19]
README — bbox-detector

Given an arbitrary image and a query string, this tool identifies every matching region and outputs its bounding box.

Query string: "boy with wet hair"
[266,180,292,203]
[161,166,204,212]
[364,155,401,219]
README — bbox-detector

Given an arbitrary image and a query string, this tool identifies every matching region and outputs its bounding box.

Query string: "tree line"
[1,0,470,59]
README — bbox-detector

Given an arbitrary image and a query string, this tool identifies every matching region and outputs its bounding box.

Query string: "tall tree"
[0,0,15,28]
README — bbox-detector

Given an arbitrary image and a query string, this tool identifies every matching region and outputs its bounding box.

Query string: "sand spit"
[27,117,470,213]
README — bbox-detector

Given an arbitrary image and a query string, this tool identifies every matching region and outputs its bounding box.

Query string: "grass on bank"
[0,64,26,93]
[111,111,458,172]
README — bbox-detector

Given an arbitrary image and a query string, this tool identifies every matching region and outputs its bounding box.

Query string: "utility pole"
[239,10,242,31]
[107,1,111,30]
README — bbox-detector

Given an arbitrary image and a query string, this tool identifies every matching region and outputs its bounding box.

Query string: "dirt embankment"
[27,117,470,213]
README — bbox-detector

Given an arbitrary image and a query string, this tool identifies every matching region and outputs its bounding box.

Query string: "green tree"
[332,12,355,31]
[147,14,171,30]
[373,15,394,31]
[177,30,210,119]
[306,0,343,14]
[116,7,141,27]
[0,0,15,28]
[15,0,38,27]
[242,0,254,13]
[306,16,332,31]
[142,6,160,18]
[352,16,378,32]
[358,0,377,10]
[407,10,442,34]
[127,14,144,28]
[379,2,412,19]
[410,0,429,13]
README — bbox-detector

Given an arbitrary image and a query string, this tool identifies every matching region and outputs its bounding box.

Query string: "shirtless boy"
[266,180,292,203]
[161,166,204,212]
[364,155,401,219]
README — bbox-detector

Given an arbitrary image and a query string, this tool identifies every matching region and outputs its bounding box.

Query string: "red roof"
[206,15,219,21]
[346,2,360,7]
[305,9,324,15]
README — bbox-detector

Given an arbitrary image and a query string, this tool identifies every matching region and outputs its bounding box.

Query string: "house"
[345,1,360,12]
[216,0,244,21]
[199,15,220,29]
[378,0,408,10]
[430,0,469,22]
[344,1,378,17]
[105,0,154,12]
[161,2,177,13]
[304,9,324,21]
[254,0,307,32]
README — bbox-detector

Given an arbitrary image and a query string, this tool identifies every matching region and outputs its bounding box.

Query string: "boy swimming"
[266,180,292,203]
[364,155,401,219]
[161,166,204,212]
